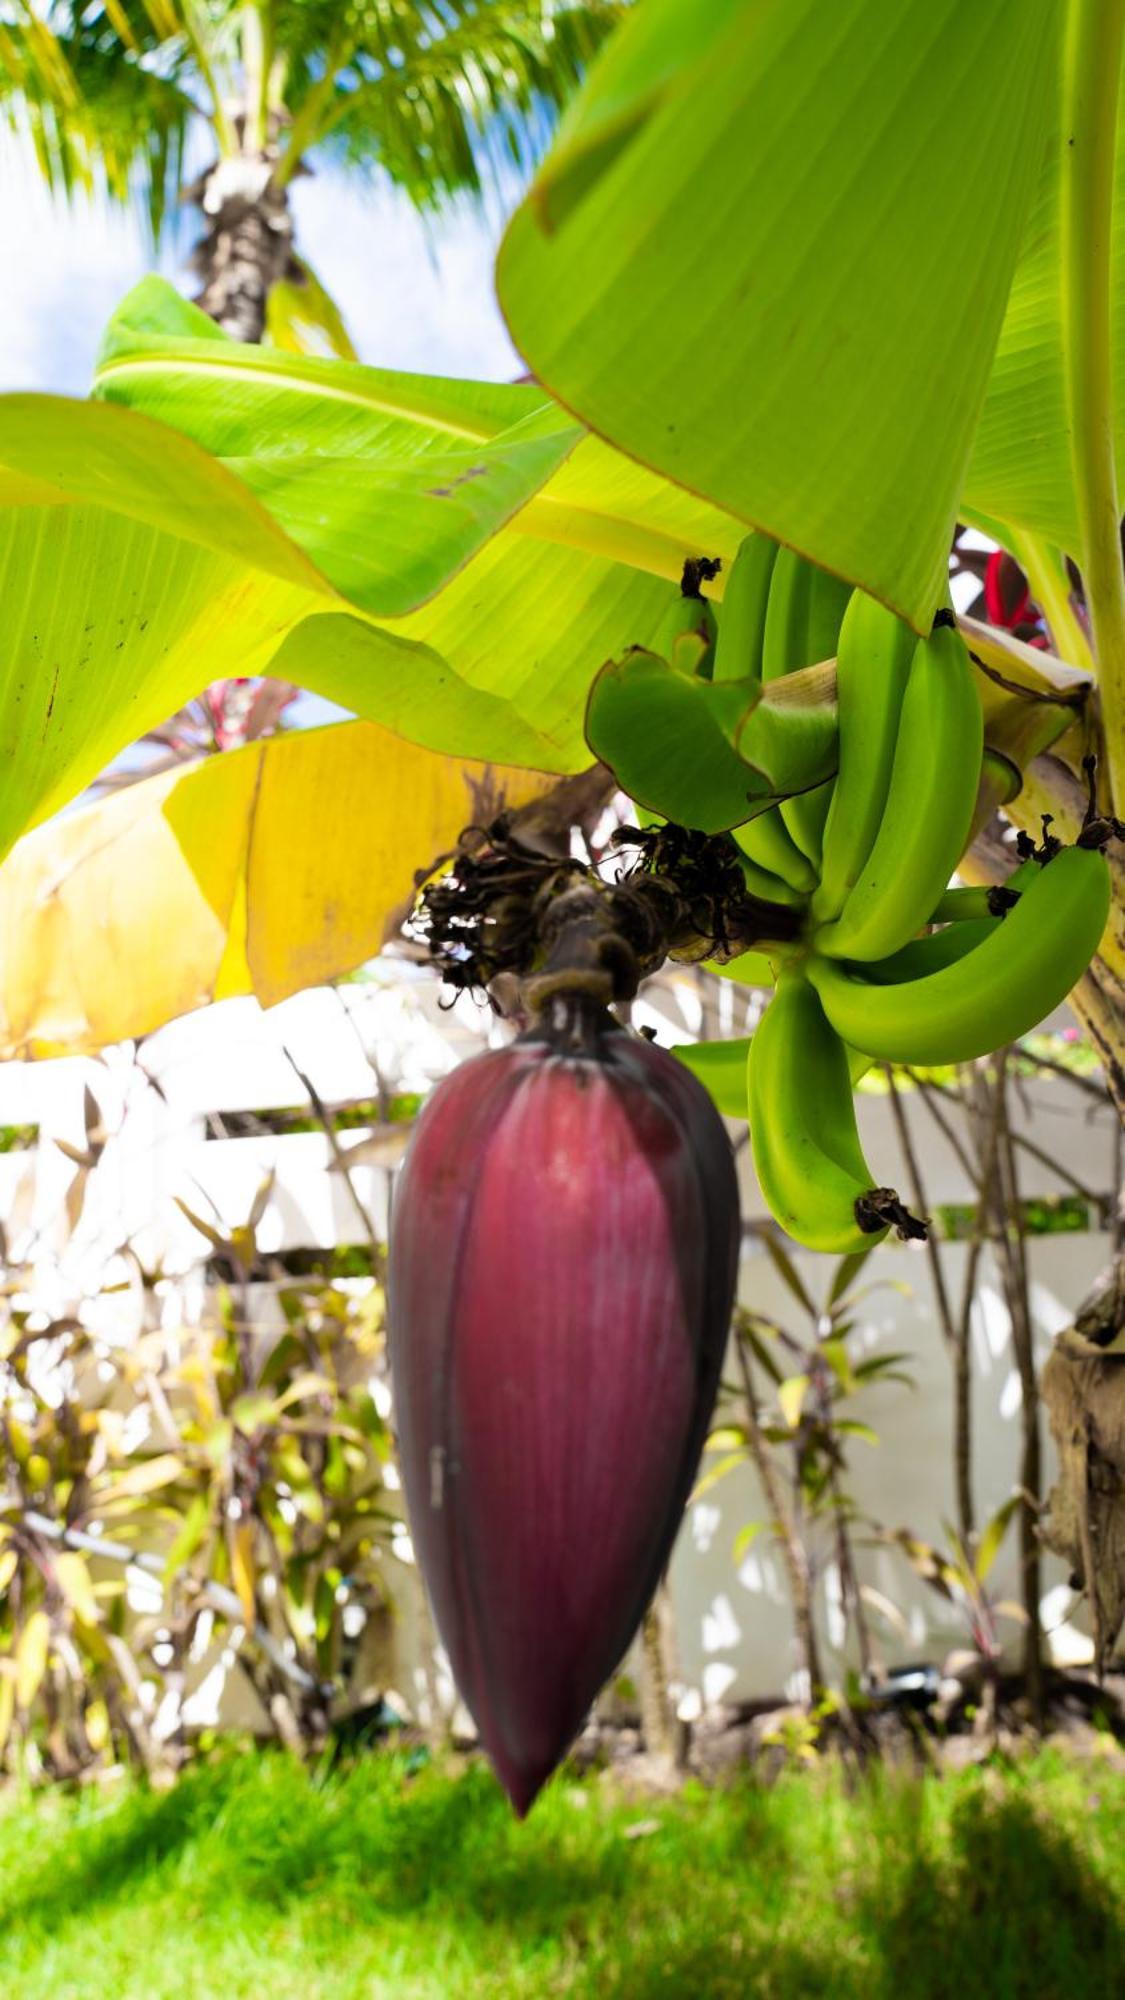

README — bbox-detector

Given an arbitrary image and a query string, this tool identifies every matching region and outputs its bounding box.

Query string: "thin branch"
[902,1068,977,1183]
[884,1069,957,1345]
[732,1321,824,1701]
[1009,1129,1111,1217]
[1061,0,1125,811]
[991,1057,1045,1727]
[281,1047,383,1270]
[1021,1047,1115,1113]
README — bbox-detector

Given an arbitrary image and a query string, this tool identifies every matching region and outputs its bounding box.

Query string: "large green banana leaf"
[0,279,743,861]
[496,0,1060,628]
[962,27,1125,552]
[93,283,745,768]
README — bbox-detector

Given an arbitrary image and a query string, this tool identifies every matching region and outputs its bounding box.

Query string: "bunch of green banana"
[748,973,924,1254]
[701,540,1112,1255]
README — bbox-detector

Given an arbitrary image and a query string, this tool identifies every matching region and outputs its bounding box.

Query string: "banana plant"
[0,1,1120,1130]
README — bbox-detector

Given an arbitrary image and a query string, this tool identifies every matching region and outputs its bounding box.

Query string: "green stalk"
[240,3,270,155]
[1061,0,1125,807]
[274,34,353,188]
[182,0,238,157]
[1006,526,1093,669]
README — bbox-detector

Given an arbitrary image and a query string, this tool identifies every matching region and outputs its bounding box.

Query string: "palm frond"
[0,4,209,237]
[275,1,627,207]
[0,1,625,236]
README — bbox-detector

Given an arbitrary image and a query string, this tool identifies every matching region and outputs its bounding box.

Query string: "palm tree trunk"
[187,156,296,343]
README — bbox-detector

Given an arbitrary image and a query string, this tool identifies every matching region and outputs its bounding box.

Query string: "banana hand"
[812,591,916,923]
[807,844,1110,1065]
[748,973,923,1254]
[814,612,983,963]
[713,534,779,685]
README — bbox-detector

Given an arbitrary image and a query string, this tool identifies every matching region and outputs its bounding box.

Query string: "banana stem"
[1062,0,1125,811]
[1007,527,1092,669]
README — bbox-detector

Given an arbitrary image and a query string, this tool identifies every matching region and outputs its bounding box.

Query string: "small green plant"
[700,1240,915,1705]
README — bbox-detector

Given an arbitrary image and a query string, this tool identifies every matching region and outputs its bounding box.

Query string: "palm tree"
[0,2,622,764]
[0,1,624,344]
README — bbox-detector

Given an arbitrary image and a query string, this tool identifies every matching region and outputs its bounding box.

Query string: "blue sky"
[0,129,524,395]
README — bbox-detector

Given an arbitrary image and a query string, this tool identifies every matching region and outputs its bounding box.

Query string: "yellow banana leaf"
[0,721,551,1059]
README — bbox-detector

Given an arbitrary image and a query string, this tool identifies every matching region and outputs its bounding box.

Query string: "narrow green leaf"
[733,1522,769,1563]
[976,1493,1022,1584]
[760,1230,816,1317]
[163,1492,212,1582]
[827,1245,878,1308]
[777,1374,809,1430]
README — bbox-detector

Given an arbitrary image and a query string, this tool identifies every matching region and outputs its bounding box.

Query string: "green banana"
[734,803,819,895]
[783,778,835,867]
[652,580,717,678]
[760,546,814,684]
[748,973,912,1254]
[969,746,1023,845]
[734,847,805,909]
[807,844,1110,1066]
[926,886,998,923]
[860,916,998,984]
[811,591,917,924]
[814,612,983,963]
[761,547,851,683]
[759,549,849,860]
[713,534,779,684]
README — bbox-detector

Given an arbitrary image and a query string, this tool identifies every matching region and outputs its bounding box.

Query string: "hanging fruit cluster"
[388,531,1112,1816]
[588,537,1113,1255]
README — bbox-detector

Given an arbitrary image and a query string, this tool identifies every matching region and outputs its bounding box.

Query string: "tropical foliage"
[0,0,1118,1066]
[0,1190,398,1774]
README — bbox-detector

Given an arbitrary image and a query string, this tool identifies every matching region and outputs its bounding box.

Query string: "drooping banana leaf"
[0,719,552,1058]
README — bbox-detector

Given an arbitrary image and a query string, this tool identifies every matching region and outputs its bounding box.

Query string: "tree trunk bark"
[1040,1255,1125,1671]
[187,155,297,344]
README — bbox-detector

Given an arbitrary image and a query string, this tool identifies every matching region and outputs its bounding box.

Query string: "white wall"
[0,969,1114,1711]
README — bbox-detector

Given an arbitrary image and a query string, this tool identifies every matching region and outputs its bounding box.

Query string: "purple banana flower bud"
[388,1005,740,1814]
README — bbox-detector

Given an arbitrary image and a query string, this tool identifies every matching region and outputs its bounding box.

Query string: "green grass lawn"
[1,1745,1124,1998]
